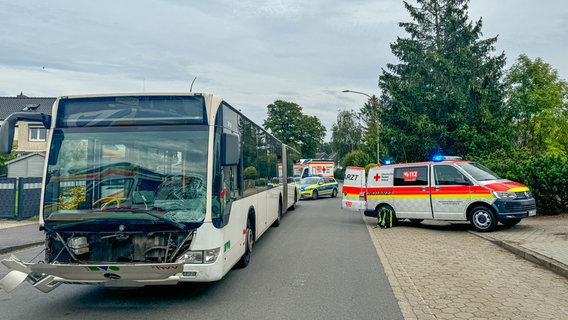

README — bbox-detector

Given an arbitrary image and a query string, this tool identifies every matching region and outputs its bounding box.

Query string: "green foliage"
[379,0,508,162]
[243,166,258,180]
[504,54,568,157]
[334,168,345,180]
[479,150,568,215]
[0,144,18,176]
[331,109,362,163]
[365,163,378,176]
[359,96,381,162]
[263,100,326,158]
[263,100,303,145]
[342,150,373,169]
[255,178,268,187]
[298,115,326,158]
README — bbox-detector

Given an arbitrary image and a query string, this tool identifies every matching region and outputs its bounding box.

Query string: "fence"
[0,177,42,220]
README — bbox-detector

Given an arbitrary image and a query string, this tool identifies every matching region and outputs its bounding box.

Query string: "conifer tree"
[379,0,509,162]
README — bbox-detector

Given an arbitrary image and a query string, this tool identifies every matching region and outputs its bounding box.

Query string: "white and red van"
[341,157,537,232]
[341,166,367,211]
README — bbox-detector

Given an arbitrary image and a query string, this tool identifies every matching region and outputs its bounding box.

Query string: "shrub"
[244,166,258,180]
[480,150,568,215]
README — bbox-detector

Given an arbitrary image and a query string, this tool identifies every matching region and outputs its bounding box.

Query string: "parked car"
[300,176,339,200]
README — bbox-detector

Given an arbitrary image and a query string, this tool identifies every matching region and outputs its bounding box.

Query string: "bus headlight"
[492,191,517,200]
[176,248,220,264]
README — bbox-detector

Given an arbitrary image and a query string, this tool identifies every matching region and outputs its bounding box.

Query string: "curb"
[469,231,568,280]
[0,242,44,255]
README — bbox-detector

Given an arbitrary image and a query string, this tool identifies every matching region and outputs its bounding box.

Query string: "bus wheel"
[237,219,254,268]
[331,188,338,198]
[312,190,319,200]
[272,200,283,227]
[470,206,497,232]
[289,191,297,211]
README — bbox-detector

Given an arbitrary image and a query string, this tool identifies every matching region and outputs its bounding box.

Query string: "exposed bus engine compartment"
[46,229,194,264]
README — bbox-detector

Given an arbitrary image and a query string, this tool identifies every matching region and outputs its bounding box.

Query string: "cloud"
[1,0,567,143]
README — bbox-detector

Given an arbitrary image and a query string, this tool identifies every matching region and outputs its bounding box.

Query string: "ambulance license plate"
[528,210,537,216]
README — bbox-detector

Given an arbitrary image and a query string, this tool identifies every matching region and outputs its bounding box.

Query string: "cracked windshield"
[43,128,208,229]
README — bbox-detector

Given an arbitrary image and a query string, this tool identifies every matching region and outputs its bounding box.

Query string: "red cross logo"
[374,173,380,181]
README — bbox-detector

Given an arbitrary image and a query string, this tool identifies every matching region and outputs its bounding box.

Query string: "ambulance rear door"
[341,166,366,211]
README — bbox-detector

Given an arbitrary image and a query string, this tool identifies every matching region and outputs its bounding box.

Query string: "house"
[0,92,55,155]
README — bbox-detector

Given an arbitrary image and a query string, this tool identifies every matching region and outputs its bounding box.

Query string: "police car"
[341,156,537,232]
[300,176,339,200]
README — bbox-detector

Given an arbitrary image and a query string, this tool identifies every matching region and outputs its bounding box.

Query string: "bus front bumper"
[0,256,224,293]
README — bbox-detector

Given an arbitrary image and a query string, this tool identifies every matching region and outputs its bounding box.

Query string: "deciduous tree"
[263,100,326,158]
[331,109,362,165]
[504,54,568,157]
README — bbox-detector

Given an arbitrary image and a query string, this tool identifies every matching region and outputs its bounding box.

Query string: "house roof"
[5,152,45,165]
[0,93,55,120]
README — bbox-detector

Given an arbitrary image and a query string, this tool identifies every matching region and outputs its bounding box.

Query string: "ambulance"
[341,157,537,232]
[293,159,335,178]
[341,166,367,211]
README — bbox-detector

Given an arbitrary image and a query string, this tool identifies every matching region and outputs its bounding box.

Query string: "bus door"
[341,166,366,212]
[392,165,432,219]
[431,164,473,220]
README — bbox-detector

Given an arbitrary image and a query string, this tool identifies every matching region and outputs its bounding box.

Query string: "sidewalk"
[1,215,567,279]
[0,218,44,255]
[471,214,568,279]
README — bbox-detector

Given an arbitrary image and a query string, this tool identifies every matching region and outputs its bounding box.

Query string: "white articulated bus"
[0,93,299,293]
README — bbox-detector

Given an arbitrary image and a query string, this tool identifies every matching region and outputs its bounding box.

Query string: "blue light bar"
[432,155,462,162]
[432,155,444,162]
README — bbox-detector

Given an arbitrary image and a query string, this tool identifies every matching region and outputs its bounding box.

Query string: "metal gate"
[0,177,42,220]
[0,178,17,218]
[18,177,42,220]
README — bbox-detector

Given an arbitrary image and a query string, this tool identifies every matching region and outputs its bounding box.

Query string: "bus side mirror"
[0,112,51,154]
[221,133,240,165]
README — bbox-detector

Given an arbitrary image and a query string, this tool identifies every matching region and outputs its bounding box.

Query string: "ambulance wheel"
[470,206,497,232]
[331,188,338,198]
[312,190,319,200]
[500,218,521,227]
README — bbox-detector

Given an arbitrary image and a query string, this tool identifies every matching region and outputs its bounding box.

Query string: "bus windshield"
[44,126,209,230]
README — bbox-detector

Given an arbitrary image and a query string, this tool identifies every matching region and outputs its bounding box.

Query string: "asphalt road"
[0,195,403,320]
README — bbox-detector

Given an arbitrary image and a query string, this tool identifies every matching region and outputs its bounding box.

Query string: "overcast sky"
[1,0,567,140]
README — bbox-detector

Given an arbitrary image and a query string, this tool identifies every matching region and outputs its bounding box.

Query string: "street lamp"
[342,89,380,164]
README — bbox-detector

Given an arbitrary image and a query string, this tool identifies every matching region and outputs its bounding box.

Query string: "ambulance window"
[394,166,428,186]
[434,165,472,186]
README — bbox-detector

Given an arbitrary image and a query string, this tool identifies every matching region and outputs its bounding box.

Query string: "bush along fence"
[0,177,42,220]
